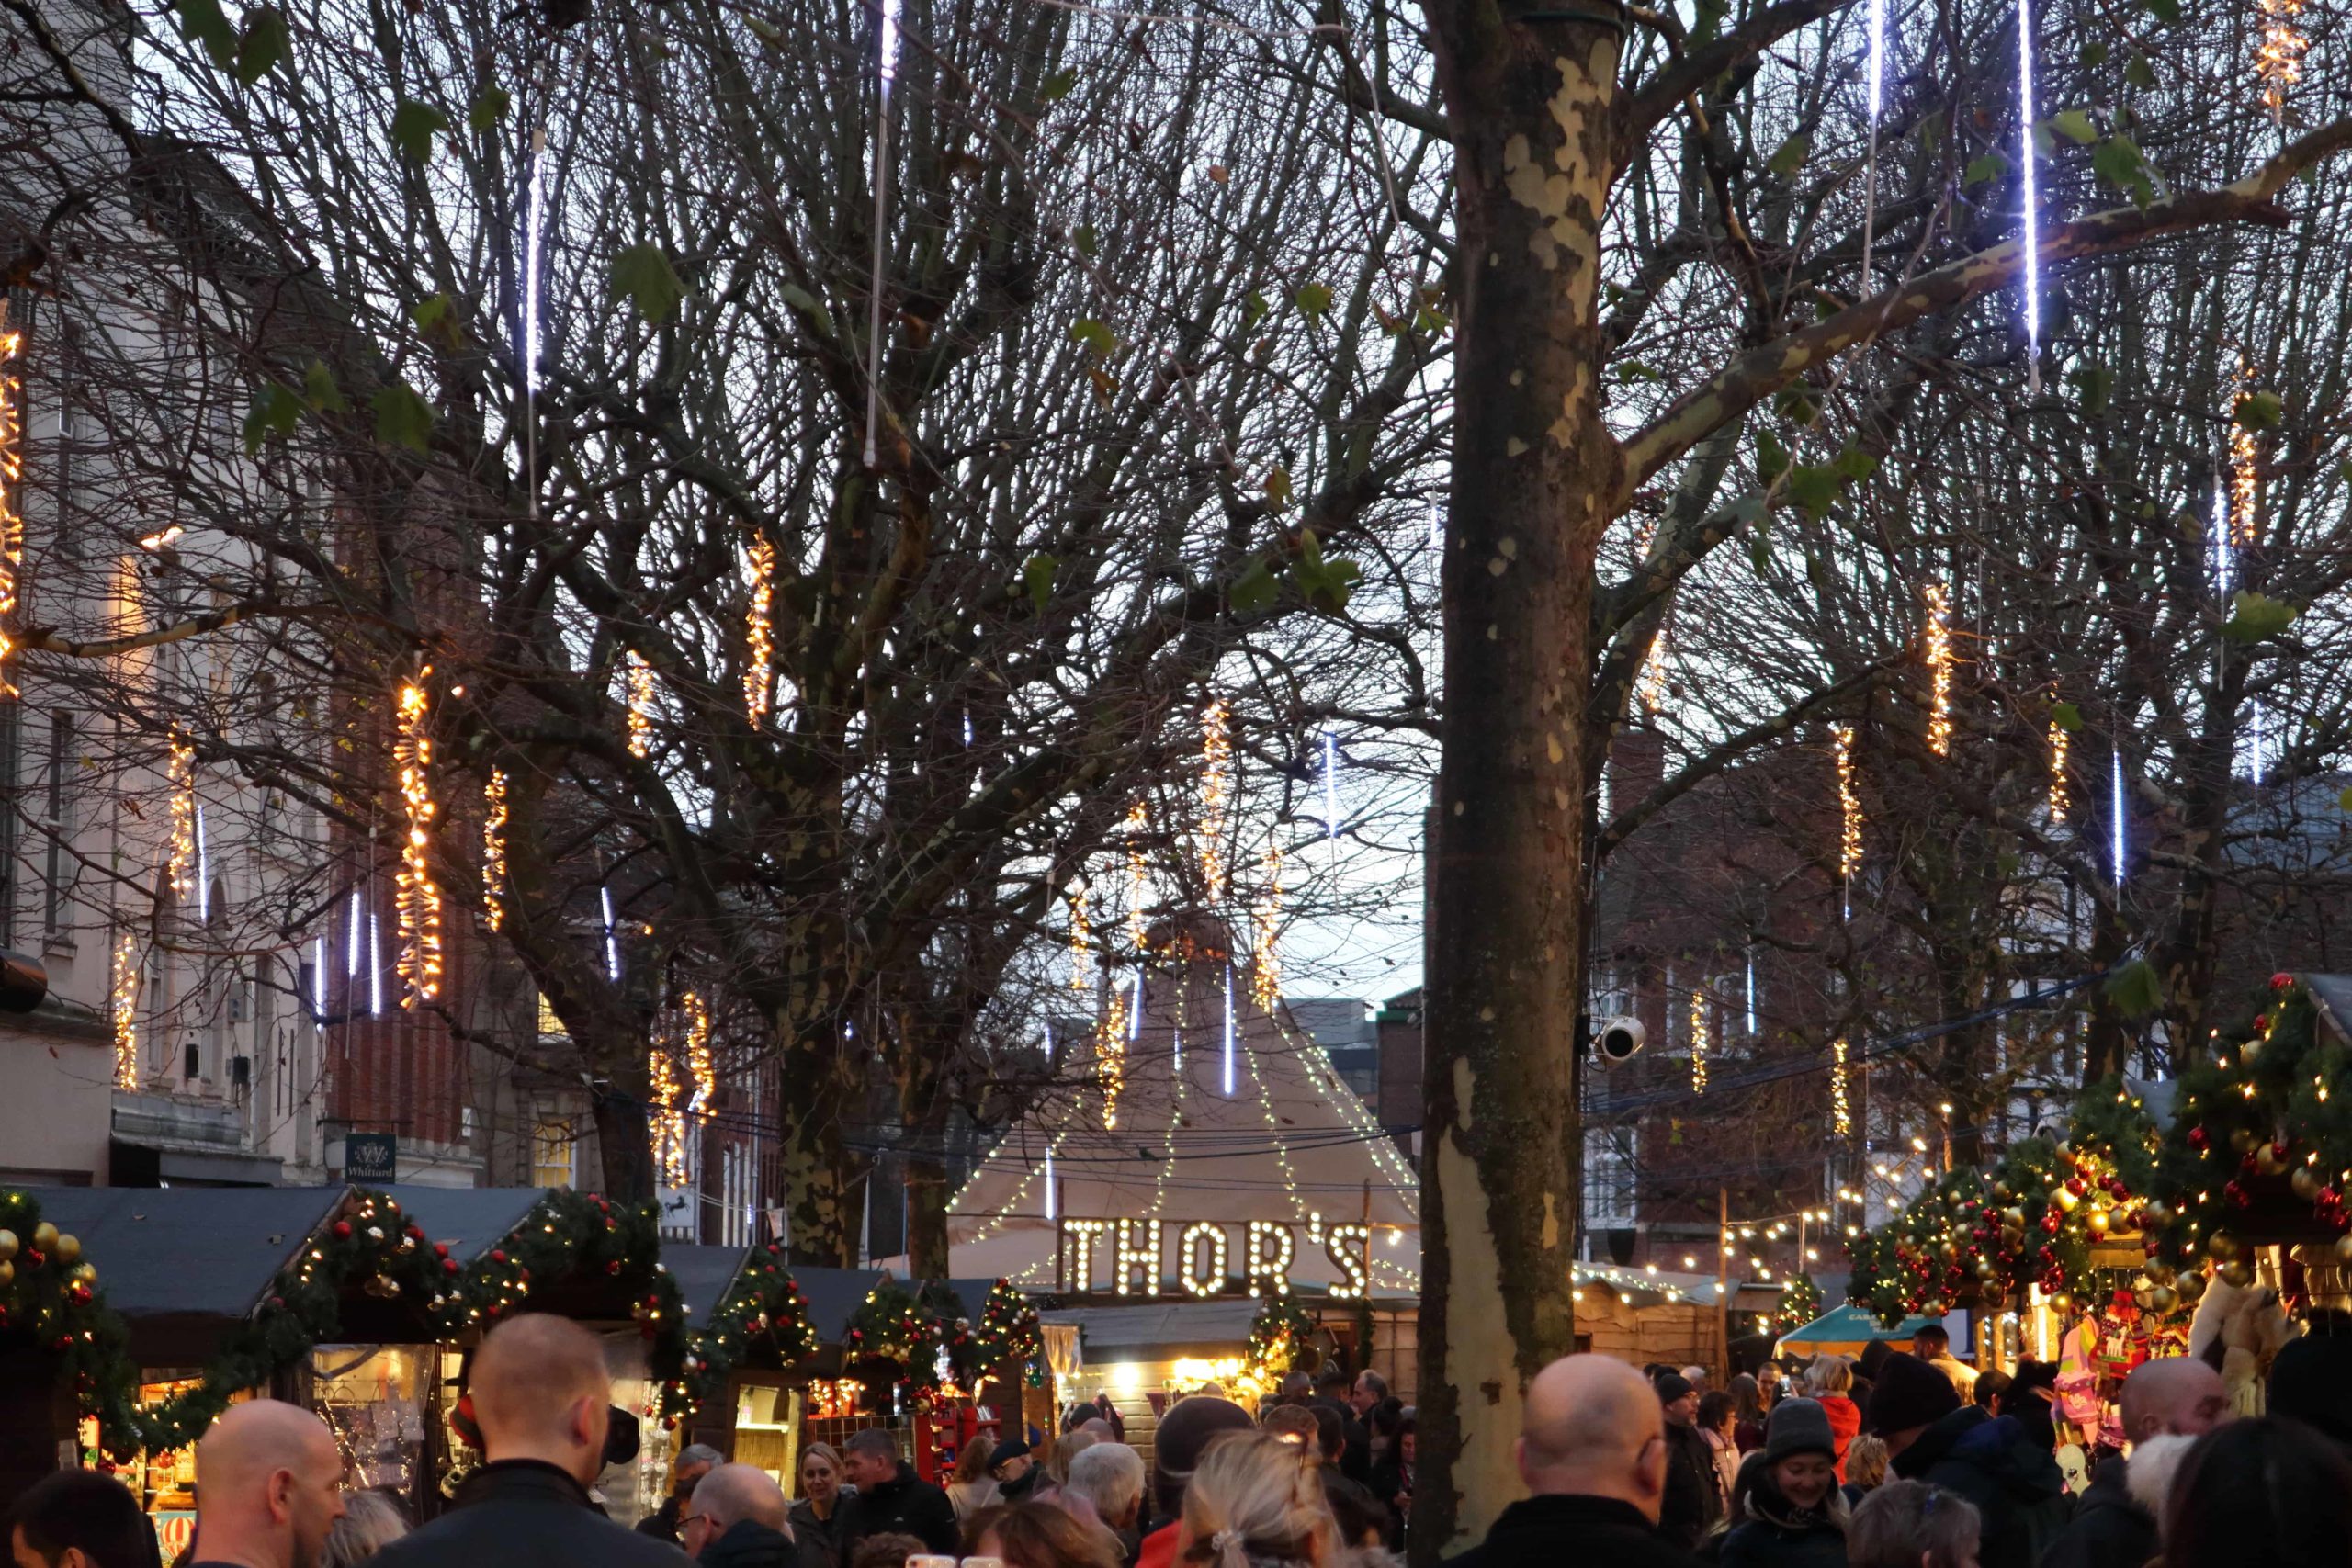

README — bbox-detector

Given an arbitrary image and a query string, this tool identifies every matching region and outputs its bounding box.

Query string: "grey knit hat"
[1761,1396,1838,1465]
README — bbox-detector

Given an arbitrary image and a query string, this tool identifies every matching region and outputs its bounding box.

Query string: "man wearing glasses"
[1444,1356,1701,1568]
[679,1465,795,1565]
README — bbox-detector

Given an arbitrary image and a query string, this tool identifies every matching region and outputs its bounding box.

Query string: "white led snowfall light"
[2018,0,2042,394]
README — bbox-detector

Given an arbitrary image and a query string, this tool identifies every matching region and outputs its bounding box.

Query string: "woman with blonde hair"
[322,1491,410,1568]
[1178,1429,1340,1567]
[1803,1355,1861,1480]
[790,1441,854,1568]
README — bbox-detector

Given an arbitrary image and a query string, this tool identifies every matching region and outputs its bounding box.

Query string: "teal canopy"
[1774,1303,1945,1356]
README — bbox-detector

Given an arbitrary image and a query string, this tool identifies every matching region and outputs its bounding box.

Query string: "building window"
[1582,1122,1639,1233]
[531,1107,577,1189]
[1325,1046,1379,1102]
[41,710,68,937]
[536,992,567,1040]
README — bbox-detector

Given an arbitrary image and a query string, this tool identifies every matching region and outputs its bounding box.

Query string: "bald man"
[683,1465,792,1565]
[185,1400,345,1568]
[2041,1358,2230,1568]
[371,1314,688,1568]
[1443,1355,1699,1568]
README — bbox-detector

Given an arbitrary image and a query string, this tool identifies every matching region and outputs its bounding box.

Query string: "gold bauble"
[2293,1167,2324,1202]
[1976,1259,2000,1281]
[0,1258,11,1288]
[2055,1188,2081,1213]
[2242,1037,2266,1065]
[29,1222,57,1253]
[51,1234,79,1265]
[2177,1271,2208,1303]
[2145,1201,2174,1227]
[2147,1285,2178,1314]
[0,1229,16,1261]
[1939,1241,1959,1261]
[2231,1128,2261,1155]
[2255,1144,2287,1177]
[2146,1261,2178,1286]
[2004,1208,2028,1231]
[74,1263,96,1287]
[2087,1209,2112,1237]
[1994,1181,2015,1201]
[2207,1231,2239,1261]
[2220,1258,2255,1289]
[2335,1233,2352,1266]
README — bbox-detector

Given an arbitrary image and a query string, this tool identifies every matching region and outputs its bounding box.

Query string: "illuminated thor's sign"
[1056,1216,1371,1299]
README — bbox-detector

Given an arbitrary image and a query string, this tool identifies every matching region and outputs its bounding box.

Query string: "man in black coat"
[1872,1351,2070,1568]
[684,1464,797,1567]
[834,1428,960,1558]
[372,1314,689,1568]
[1445,1355,1699,1568]
[1311,1365,1373,1483]
[639,1444,723,1544]
[2041,1359,2229,1568]
[1653,1372,1721,1551]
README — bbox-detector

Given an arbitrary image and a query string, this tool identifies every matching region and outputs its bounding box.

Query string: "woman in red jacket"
[1803,1354,1862,1481]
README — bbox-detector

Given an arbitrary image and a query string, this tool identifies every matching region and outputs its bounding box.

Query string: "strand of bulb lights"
[166,734,198,904]
[482,769,510,931]
[744,534,776,726]
[1098,983,1130,1130]
[1125,802,1149,952]
[393,675,444,1007]
[1923,582,1954,757]
[2047,721,2070,823]
[111,931,139,1089]
[650,1019,689,1189]
[1831,1036,1852,1137]
[1067,879,1094,992]
[1690,989,1709,1094]
[1835,725,1862,919]
[2232,366,2262,545]
[1199,699,1231,900]
[1250,842,1283,1010]
[626,652,656,759]
[0,305,21,687]
[2256,0,2306,123]
[1635,616,1670,715]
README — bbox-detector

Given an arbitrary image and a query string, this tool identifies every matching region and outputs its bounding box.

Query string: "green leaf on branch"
[1074,223,1098,257]
[1787,463,1841,521]
[1288,528,1360,614]
[173,0,238,67]
[1775,388,1818,425]
[2222,590,2298,643]
[390,100,448,164]
[1230,558,1279,615]
[2077,39,2109,65]
[1242,291,1270,331]
[1757,429,1790,485]
[303,359,347,413]
[469,83,512,132]
[1294,282,1334,322]
[1832,446,1879,482]
[2143,0,2179,24]
[2092,135,2155,209]
[611,243,685,324]
[372,382,435,455]
[2236,389,2284,430]
[410,292,466,350]
[242,382,303,456]
[2070,363,2116,413]
[1265,466,1293,508]
[778,283,833,334]
[1744,505,1772,575]
[1766,133,1811,176]
[2105,959,2163,1019]
[2050,700,2083,732]
[2033,108,2099,154]
[235,8,290,85]
[1962,152,2012,188]
[2125,51,2158,87]
[748,17,785,42]
[2340,786,2352,812]
[1039,67,1080,102]
[1020,553,1057,614]
[1069,317,1118,357]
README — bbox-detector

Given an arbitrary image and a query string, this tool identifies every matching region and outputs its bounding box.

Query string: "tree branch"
[1619,0,1853,152]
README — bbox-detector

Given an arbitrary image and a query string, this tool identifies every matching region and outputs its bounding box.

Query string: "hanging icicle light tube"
[111,932,139,1090]
[2018,0,2042,395]
[1923,582,1955,757]
[744,535,776,727]
[1835,725,1863,882]
[482,768,511,932]
[394,677,446,1006]
[166,733,198,905]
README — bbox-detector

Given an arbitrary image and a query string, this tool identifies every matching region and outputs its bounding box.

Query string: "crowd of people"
[12,1312,2352,1568]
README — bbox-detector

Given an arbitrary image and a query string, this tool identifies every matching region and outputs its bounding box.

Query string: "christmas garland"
[969,1277,1044,1383]
[0,1186,697,1458]
[1770,1272,1824,1332]
[673,1241,821,1416]
[1247,1292,1316,1380]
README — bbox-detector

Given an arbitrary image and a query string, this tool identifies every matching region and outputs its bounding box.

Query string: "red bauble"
[490,1249,508,1265]
[2066,1177,2088,1197]
[2273,972,2296,990]
[269,1294,286,1309]
[2275,1143,2291,1165]
[434,1242,450,1258]
[607,1260,623,1276]
[442,1258,459,1275]
[333,1221,353,1239]
[2041,1212,2063,1234]
[2188,1126,2211,1150]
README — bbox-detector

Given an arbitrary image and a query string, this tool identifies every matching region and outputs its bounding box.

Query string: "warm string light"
[2232,365,2262,545]
[1199,699,1231,900]
[394,675,444,1007]
[1690,988,1710,1094]
[684,987,716,1116]
[111,931,139,1089]
[1250,842,1283,1010]
[626,651,656,759]
[1635,616,1670,715]
[1097,983,1131,1129]
[2256,0,2306,123]
[1831,1037,1853,1137]
[743,535,776,727]
[1834,725,1862,913]
[2047,721,2070,822]
[482,769,510,931]
[0,304,21,685]
[1067,878,1094,991]
[166,733,198,904]
[650,1026,689,1189]
[1923,582,1954,757]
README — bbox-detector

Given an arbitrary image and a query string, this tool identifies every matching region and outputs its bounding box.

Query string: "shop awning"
[1775,1303,1944,1357]
[379,1185,550,1262]
[1041,1299,1263,1361]
[791,1267,888,1343]
[27,1185,348,1363]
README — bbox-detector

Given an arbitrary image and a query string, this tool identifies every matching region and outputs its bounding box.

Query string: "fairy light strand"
[1199,699,1231,900]
[650,1019,688,1189]
[1250,841,1283,1010]
[2232,365,2262,546]
[393,675,444,1007]
[1923,582,1954,757]
[744,534,776,727]
[482,768,510,932]
[1834,725,1862,919]
[1690,987,1710,1094]
[1125,802,1149,951]
[111,931,139,1089]
[2256,0,2306,123]
[626,651,656,759]
[2018,0,2041,395]
[2047,721,2070,823]
[1831,1036,1853,1137]
[1098,982,1131,1130]
[166,733,198,905]
[0,303,22,685]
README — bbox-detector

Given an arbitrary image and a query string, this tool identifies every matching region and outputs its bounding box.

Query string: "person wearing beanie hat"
[2268,1331,2352,1450]
[1718,1399,1849,1568]
[1876,1355,2071,1568]
[1135,1394,1254,1568]
[1656,1371,1722,1550]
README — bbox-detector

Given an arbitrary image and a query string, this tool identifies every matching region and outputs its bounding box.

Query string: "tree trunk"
[779,1037,862,1265]
[593,1080,657,1203]
[905,1155,952,1281]
[1414,9,1623,1554]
